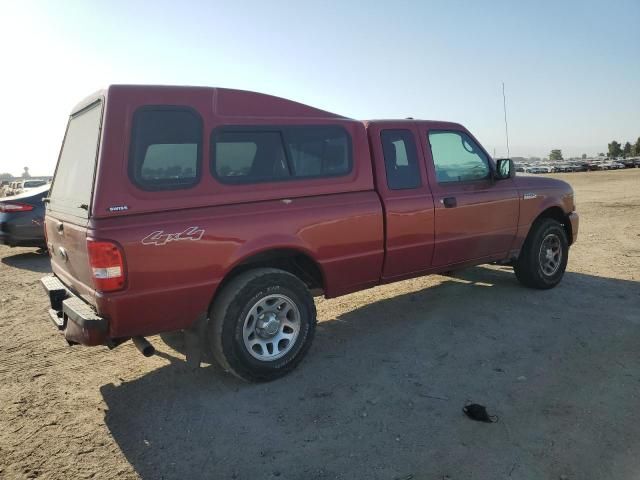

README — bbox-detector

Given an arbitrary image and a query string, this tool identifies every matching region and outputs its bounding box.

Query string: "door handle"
[440,197,457,208]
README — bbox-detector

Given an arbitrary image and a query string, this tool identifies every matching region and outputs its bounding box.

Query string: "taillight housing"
[87,239,126,292]
[0,202,34,213]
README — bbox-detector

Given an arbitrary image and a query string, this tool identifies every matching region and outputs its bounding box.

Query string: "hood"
[513,175,573,194]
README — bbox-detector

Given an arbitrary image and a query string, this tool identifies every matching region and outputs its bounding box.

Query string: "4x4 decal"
[142,226,205,246]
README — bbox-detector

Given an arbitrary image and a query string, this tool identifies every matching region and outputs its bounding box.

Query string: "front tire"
[209,268,316,382]
[514,218,569,289]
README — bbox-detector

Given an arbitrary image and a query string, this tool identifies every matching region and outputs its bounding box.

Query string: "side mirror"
[495,158,515,180]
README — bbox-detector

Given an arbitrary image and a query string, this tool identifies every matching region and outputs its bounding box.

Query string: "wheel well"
[533,206,573,245]
[216,249,325,299]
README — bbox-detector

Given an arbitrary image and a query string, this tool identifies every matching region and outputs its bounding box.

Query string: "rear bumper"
[568,211,579,244]
[40,275,109,346]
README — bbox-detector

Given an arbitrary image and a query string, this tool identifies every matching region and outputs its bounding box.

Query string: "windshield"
[48,100,103,218]
[23,180,46,188]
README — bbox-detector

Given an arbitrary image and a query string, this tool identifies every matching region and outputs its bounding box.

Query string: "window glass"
[49,101,103,217]
[213,131,289,182]
[381,129,421,190]
[212,126,352,184]
[129,108,202,190]
[428,131,490,183]
[284,127,350,177]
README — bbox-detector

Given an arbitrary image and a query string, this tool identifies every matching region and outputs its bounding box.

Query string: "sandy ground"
[0,169,639,480]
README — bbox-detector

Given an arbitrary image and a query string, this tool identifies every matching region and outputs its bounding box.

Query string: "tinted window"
[24,180,46,188]
[381,129,421,190]
[213,131,289,182]
[129,107,202,190]
[284,126,351,177]
[428,131,490,183]
[212,126,352,184]
[49,101,103,218]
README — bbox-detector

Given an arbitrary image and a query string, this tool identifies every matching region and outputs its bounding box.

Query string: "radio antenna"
[502,82,510,158]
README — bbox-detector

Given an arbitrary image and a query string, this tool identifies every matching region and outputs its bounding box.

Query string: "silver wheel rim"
[242,294,301,361]
[538,233,562,276]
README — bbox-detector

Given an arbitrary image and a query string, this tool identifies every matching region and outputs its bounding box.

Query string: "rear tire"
[514,218,568,289]
[209,268,316,382]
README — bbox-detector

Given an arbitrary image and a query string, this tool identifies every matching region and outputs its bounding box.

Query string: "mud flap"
[184,313,208,369]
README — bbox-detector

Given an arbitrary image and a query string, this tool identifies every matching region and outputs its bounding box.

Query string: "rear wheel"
[209,268,316,382]
[514,218,568,289]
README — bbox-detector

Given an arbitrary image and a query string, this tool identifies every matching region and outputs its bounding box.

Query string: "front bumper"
[568,211,579,244]
[40,275,109,346]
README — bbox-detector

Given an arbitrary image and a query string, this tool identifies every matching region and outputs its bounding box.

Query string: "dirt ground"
[1,169,639,480]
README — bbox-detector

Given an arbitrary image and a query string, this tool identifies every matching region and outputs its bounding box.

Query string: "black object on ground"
[462,403,498,423]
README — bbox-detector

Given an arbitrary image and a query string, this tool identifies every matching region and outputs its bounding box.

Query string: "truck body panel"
[42,85,578,347]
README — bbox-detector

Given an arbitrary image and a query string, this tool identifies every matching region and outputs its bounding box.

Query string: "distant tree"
[634,137,640,156]
[0,172,12,180]
[581,153,587,159]
[22,167,31,179]
[622,142,632,158]
[598,152,605,157]
[549,149,563,161]
[608,141,622,158]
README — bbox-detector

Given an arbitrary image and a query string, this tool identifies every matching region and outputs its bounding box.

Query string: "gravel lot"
[1,169,639,480]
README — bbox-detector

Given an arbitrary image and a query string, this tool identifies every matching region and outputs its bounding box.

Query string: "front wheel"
[209,268,316,382]
[514,218,569,289]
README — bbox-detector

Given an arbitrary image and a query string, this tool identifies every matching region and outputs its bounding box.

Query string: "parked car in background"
[0,181,10,197]
[0,185,49,248]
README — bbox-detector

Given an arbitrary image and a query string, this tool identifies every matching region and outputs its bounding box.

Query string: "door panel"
[418,127,519,266]
[368,123,435,279]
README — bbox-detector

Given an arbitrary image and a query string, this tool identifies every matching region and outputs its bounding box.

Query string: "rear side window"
[129,107,202,190]
[380,129,421,190]
[49,101,103,218]
[212,126,352,184]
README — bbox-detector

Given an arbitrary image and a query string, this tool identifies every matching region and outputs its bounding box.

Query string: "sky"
[0,0,638,176]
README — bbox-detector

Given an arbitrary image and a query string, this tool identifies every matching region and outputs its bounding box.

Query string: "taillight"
[87,239,126,292]
[0,202,34,212]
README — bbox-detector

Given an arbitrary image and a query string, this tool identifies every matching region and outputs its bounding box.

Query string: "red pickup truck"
[41,85,578,381]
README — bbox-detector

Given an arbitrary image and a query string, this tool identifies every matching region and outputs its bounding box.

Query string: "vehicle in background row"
[0,185,49,248]
[40,85,579,382]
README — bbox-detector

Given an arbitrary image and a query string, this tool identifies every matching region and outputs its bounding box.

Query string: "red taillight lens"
[0,202,34,212]
[87,239,126,292]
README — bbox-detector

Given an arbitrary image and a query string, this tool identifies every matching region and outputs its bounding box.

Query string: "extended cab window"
[212,126,351,184]
[428,131,490,183]
[381,129,421,190]
[129,107,202,190]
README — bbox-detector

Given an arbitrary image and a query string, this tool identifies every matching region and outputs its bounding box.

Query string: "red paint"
[44,86,578,345]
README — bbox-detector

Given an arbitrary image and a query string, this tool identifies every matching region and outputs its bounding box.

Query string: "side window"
[129,107,202,190]
[381,129,421,190]
[212,131,289,183]
[211,126,352,184]
[284,126,351,177]
[428,131,490,183]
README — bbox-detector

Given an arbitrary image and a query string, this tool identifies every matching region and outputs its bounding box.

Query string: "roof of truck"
[71,86,466,130]
[72,85,351,120]
[364,119,465,129]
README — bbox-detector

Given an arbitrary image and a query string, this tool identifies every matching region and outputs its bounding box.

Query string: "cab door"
[417,125,519,267]
[368,122,435,279]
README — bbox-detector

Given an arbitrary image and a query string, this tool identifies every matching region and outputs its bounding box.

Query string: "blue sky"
[1,0,638,175]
